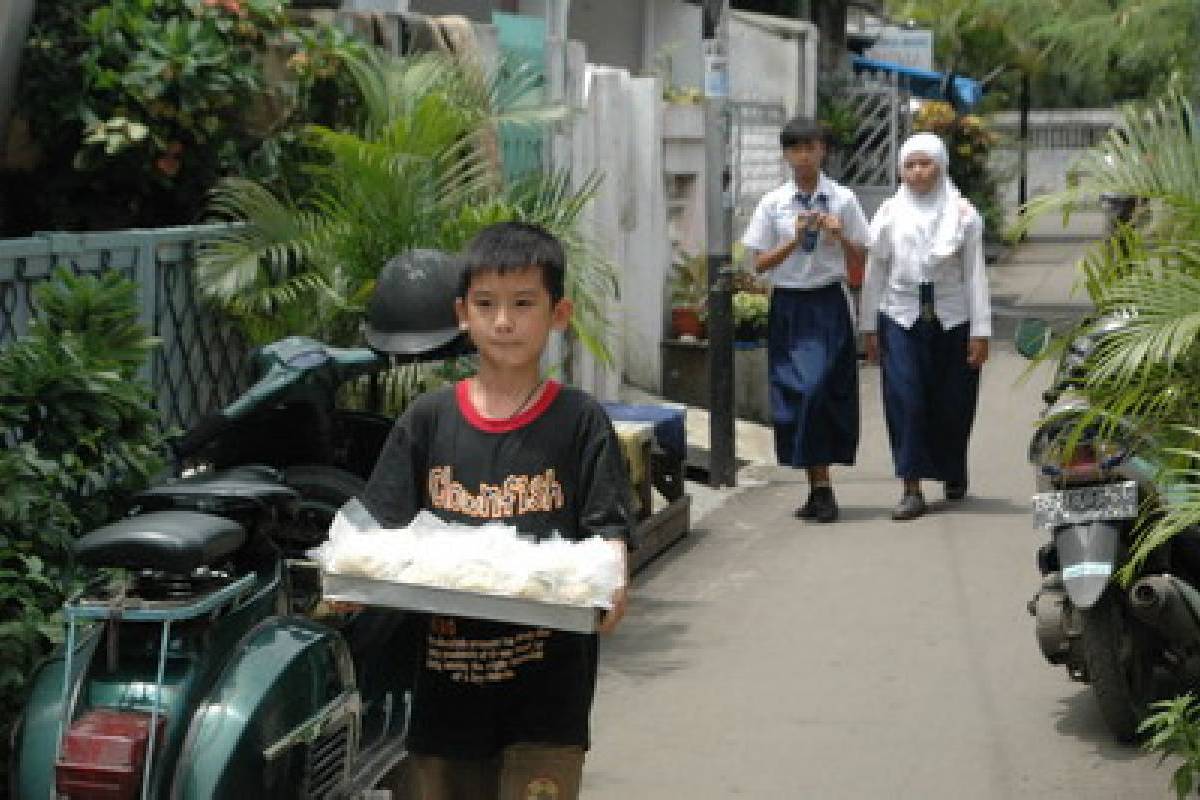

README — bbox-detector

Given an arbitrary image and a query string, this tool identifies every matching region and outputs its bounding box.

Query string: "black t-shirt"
[360,380,633,757]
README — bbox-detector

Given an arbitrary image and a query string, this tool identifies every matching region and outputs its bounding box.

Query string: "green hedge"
[0,268,168,794]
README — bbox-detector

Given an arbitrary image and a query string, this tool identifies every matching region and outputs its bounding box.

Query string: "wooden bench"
[605,404,691,574]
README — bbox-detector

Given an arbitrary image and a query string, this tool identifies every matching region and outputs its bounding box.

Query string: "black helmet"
[363,249,466,357]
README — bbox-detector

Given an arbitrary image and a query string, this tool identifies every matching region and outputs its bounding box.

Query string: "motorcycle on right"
[1018,315,1200,742]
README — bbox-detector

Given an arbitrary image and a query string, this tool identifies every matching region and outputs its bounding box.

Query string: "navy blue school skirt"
[767,284,859,468]
[878,313,980,482]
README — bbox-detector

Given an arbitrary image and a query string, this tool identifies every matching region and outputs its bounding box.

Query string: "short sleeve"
[867,198,894,257]
[360,401,428,528]
[741,194,776,253]
[839,192,870,246]
[576,404,635,546]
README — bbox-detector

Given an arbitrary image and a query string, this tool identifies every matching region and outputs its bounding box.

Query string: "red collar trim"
[457,379,562,433]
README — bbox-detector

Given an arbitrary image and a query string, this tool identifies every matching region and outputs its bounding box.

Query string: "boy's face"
[455,266,572,371]
[782,139,826,179]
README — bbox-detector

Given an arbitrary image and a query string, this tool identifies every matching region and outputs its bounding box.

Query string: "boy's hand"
[967,337,989,368]
[597,584,627,634]
[794,211,820,238]
[817,212,842,237]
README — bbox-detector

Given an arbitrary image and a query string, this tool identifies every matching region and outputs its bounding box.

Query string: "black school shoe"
[795,486,839,523]
[892,491,927,521]
[944,480,968,501]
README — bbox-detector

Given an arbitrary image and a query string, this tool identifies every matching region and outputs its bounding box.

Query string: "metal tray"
[322,573,599,633]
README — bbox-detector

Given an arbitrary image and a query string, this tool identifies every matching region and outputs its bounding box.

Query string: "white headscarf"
[894,133,969,263]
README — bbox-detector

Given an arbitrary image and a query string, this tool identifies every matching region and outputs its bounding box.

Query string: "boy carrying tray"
[360,221,634,800]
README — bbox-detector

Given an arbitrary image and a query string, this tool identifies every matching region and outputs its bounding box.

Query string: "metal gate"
[834,73,909,220]
[0,226,250,434]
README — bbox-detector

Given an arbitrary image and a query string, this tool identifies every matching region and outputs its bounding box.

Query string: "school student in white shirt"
[741,117,869,523]
[861,132,992,521]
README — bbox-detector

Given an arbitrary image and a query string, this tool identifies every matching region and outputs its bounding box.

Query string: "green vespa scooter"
[12,250,466,799]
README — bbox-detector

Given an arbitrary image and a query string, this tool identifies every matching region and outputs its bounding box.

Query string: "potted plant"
[668,251,708,339]
[732,290,769,344]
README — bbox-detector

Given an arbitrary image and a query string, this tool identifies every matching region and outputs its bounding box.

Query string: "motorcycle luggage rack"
[57,572,257,800]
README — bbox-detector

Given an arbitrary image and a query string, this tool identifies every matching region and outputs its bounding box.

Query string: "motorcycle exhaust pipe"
[1128,575,1200,646]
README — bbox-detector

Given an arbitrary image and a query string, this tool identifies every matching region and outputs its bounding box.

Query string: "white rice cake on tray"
[322,573,599,633]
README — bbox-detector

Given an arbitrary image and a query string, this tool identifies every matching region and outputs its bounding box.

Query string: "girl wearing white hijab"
[860,132,992,521]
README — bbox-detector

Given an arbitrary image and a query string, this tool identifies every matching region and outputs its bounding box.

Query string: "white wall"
[558,52,670,398]
[729,12,818,119]
[624,78,671,391]
[569,66,629,401]
[729,19,797,116]
[648,0,703,94]
[988,108,1119,207]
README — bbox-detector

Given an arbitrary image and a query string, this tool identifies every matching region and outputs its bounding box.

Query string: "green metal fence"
[0,225,251,434]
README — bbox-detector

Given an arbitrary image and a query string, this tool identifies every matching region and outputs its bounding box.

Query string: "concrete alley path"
[583,213,1172,799]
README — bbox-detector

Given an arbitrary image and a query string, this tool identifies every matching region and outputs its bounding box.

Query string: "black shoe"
[806,486,839,523]
[795,490,818,519]
[892,491,927,521]
[944,480,968,501]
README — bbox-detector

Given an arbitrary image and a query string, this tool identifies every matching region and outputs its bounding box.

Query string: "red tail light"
[56,709,166,800]
[1059,443,1102,480]
[1065,444,1098,469]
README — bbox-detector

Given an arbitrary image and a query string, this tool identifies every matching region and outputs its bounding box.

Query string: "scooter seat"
[74,511,246,572]
[137,467,299,516]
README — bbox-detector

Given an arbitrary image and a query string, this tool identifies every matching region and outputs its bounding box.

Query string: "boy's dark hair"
[779,116,829,149]
[458,221,566,303]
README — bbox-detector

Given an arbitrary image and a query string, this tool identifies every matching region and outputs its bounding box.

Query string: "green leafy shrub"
[0,268,167,789]
[197,50,616,359]
[1,0,365,235]
[818,93,860,150]
[1141,694,1200,798]
[732,290,769,342]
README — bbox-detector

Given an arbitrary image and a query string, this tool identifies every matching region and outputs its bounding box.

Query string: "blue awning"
[851,55,984,111]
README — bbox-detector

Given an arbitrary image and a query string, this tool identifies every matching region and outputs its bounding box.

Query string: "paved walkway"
[588,210,1172,799]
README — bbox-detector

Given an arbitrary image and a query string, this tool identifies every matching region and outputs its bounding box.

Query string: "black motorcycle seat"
[137,467,298,513]
[73,511,247,572]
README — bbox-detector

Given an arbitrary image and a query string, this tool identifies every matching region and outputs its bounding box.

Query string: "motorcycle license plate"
[1031,481,1138,528]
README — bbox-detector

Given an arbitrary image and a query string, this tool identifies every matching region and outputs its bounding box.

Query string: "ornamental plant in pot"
[732,290,769,344]
[668,251,708,339]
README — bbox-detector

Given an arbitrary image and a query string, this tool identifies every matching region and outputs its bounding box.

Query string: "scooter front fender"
[1055,521,1121,610]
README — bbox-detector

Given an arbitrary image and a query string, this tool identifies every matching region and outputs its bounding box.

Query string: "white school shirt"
[741,174,870,290]
[860,196,992,338]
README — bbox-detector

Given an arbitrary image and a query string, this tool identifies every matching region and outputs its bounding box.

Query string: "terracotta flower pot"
[670,306,705,339]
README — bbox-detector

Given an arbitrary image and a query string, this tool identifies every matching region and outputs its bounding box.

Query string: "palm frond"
[1020,91,1200,235]
[198,46,612,362]
[1119,427,1200,580]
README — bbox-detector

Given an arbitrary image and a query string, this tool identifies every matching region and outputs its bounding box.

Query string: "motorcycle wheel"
[1082,588,1158,743]
[281,464,367,544]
